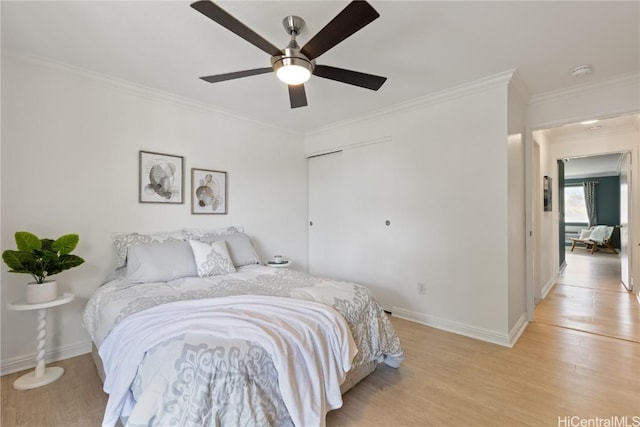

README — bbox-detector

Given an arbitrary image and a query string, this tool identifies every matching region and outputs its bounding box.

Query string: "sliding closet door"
[340,141,395,305]
[308,151,344,277]
[308,140,395,309]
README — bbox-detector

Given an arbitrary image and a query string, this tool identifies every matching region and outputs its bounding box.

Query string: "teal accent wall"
[565,176,620,248]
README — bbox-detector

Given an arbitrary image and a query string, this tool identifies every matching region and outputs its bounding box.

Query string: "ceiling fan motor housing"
[271,16,314,82]
[271,47,315,75]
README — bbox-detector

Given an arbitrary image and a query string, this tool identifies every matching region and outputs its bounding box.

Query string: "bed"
[83,228,404,427]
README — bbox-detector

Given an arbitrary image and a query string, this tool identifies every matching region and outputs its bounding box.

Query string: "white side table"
[6,292,75,390]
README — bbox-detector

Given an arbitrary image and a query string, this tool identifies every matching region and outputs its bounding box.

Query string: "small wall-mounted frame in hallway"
[543,175,552,211]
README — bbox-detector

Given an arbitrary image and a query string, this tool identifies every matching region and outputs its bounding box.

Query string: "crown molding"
[544,123,638,144]
[306,69,516,137]
[3,51,302,137]
[508,69,531,103]
[529,71,640,106]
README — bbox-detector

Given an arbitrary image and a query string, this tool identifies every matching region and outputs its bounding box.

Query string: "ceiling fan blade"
[191,1,282,57]
[288,84,308,108]
[200,67,273,83]
[300,1,380,60]
[313,65,386,90]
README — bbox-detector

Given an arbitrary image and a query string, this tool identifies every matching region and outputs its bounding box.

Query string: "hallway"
[535,249,639,343]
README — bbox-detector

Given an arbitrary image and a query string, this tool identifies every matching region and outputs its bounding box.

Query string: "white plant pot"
[26,280,58,304]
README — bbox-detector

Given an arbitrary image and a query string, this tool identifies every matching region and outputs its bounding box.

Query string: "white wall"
[507,134,526,333]
[531,131,556,300]
[0,55,307,373]
[507,75,528,336]
[305,73,516,345]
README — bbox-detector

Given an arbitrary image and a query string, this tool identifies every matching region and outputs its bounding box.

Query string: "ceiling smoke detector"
[571,65,593,77]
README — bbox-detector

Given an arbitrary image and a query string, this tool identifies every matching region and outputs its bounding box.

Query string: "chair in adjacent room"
[570,225,617,254]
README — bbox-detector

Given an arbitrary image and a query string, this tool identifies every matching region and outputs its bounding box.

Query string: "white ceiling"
[2,1,639,133]
[564,153,625,180]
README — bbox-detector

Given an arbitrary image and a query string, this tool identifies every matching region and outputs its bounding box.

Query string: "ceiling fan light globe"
[276,64,312,85]
[272,54,313,85]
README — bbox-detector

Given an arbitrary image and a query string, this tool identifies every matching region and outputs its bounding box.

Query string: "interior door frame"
[619,152,632,290]
[524,113,640,321]
[557,159,566,271]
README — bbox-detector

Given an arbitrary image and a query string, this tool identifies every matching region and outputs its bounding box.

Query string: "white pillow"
[188,240,236,277]
[112,230,184,268]
[578,229,592,240]
[589,226,608,243]
[126,241,197,283]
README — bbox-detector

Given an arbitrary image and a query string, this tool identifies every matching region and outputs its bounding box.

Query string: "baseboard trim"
[508,313,529,347]
[559,260,567,274]
[1,340,92,376]
[541,279,555,299]
[392,307,514,347]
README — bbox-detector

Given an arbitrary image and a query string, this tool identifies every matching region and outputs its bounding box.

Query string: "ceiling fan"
[190,0,387,109]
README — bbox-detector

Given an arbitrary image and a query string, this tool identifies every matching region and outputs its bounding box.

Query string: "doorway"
[531,114,639,342]
[561,152,628,287]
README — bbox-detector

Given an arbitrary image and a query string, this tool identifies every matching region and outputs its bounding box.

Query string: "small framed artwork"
[191,168,227,214]
[139,151,184,203]
[543,175,552,212]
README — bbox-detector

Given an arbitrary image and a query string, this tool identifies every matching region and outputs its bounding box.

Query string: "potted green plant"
[2,231,85,303]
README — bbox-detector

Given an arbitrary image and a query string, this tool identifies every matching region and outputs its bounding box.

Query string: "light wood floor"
[2,252,639,426]
[536,250,639,342]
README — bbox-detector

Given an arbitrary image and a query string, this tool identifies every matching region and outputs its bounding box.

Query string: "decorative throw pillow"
[126,241,197,283]
[188,240,236,277]
[197,232,261,267]
[112,230,184,268]
[578,229,592,240]
[183,226,244,241]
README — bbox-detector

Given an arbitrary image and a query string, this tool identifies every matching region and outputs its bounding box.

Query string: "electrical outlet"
[418,282,426,295]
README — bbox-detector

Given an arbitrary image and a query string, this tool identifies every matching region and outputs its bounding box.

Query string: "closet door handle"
[309,221,314,226]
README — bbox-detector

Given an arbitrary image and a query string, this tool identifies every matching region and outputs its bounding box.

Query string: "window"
[564,186,588,223]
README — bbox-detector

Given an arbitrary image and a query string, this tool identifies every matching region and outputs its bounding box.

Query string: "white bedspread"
[99,295,358,427]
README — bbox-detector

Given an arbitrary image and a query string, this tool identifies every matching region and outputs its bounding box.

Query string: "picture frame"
[543,175,552,212]
[191,168,227,214]
[139,151,184,204]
